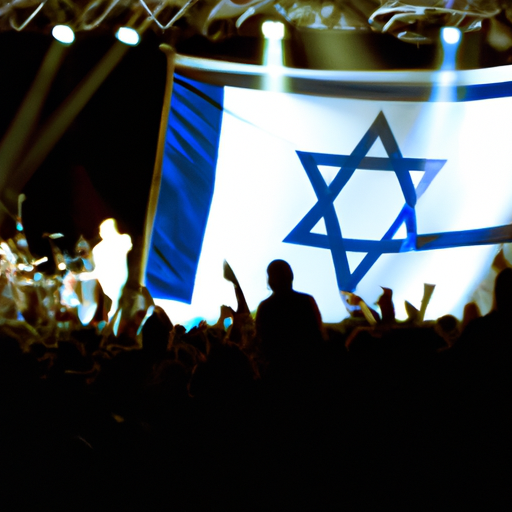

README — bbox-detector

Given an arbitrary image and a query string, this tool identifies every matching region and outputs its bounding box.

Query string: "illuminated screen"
[146,61,512,328]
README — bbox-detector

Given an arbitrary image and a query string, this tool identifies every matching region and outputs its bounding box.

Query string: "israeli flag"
[146,65,512,327]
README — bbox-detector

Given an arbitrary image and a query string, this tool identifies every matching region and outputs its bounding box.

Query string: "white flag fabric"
[146,66,512,328]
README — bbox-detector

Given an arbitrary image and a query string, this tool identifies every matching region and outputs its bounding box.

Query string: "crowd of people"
[0,216,510,511]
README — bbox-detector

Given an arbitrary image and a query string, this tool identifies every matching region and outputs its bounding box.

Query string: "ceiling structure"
[1,0,512,51]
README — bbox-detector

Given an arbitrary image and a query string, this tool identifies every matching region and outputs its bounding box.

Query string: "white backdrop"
[156,79,512,328]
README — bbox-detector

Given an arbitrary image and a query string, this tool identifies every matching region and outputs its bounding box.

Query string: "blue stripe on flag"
[146,74,224,303]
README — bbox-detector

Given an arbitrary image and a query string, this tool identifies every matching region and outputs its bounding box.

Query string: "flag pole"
[139,42,176,286]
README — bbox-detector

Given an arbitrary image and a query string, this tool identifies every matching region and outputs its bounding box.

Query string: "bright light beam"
[261,21,286,92]
[428,27,462,103]
[262,20,284,66]
[6,12,158,197]
[0,39,68,215]
[7,42,129,195]
[402,26,493,321]
[440,27,462,71]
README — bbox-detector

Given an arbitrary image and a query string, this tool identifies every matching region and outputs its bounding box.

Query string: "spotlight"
[441,27,461,45]
[261,21,285,41]
[115,27,140,46]
[260,19,287,89]
[52,25,75,45]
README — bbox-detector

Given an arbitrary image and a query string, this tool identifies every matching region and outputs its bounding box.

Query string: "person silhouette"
[456,267,512,358]
[79,218,132,322]
[255,259,324,366]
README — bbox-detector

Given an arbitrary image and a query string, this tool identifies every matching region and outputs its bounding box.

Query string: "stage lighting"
[439,26,462,74]
[52,25,75,45]
[261,20,284,40]
[33,257,48,266]
[261,19,285,70]
[441,27,461,45]
[115,26,140,46]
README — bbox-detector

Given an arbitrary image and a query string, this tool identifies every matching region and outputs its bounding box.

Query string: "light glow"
[115,27,140,46]
[52,25,75,45]
[442,27,462,45]
[261,21,285,41]
[261,21,286,90]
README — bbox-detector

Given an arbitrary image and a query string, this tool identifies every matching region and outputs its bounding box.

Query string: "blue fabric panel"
[146,75,224,303]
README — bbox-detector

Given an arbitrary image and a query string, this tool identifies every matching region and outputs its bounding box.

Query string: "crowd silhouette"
[0,215,510,511]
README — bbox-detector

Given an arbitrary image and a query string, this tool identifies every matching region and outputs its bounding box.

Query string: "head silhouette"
[267,259,294,293]
[99,218,118,240]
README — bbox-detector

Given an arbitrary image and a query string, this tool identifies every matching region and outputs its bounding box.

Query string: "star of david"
[284,111,447,292]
